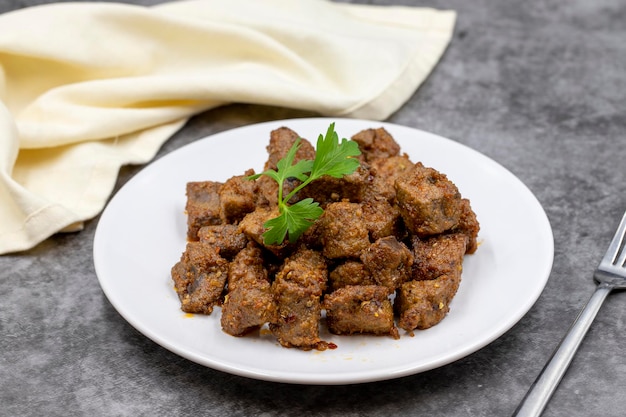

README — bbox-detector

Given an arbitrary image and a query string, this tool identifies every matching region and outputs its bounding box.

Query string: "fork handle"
[512,282,614,417]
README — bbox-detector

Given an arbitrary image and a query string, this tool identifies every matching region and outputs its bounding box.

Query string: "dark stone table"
[2,1,625,416]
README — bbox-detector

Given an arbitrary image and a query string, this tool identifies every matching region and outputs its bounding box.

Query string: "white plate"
[93,118,553,385]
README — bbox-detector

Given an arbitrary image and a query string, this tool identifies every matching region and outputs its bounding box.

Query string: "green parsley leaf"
[275,138,314,182]
[309,123,361,181]
[262,198,323,245]
[248,138,312,184]
[249,122,361,245]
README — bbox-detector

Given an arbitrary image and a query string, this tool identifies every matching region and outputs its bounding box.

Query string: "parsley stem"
[283,178,311,206]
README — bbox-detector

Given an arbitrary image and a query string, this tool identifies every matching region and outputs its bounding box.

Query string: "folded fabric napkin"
[0,0,456,254]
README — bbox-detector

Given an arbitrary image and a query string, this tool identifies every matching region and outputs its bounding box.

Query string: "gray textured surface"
[1,0,625,416]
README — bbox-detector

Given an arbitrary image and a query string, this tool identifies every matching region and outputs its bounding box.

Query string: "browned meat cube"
[219,169,261,224]
[411,233,468,281]
[170,241,229,314]
[197,224,248,260]
[361,199,403,241]
[329,261,376,290]
[451,198,480,254]
[221,280,274,336]
[324,285,399,338]
[225,243,267,290]
[300,165,372,205]
[395,162,462,236]
[272,247,327,294]
[318,202,370,259]
[264,127,316,171]
[360,236,414,291]
[254,175,280,207]
[395,273,461,331]
[238,207,292,257]
[297,216,323,250]
[269,248,328,349]
[351,127,401,162]
[185,181,223,241]
[221,244,275,336]
[270,282,323,349]
[254,173,303,208]
[367,154,414,202]
[221,281,275,336]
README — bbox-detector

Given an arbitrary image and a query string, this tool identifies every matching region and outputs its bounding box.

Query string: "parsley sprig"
[249,123,361,245]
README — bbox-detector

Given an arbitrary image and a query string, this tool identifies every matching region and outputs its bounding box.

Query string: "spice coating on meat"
[329,261,376,290]
[221,244,275,336]
[411,233,468,281]
[264,127,316,171]
[221,281,274,336]
[219,169,261,224]
[185,181,223,240]
[197,224,248,260]
[367,154,414,203]
[351,128,401,162]
[300,165,372,205]
[395,163,462,236]
[361,199,403,241]
[272,247,327,294]
[452,198,481,254]
[318,202,370,259]
[361,236,414,291]
[238,207,292,257]
[395,274,461,330]
[395,273,461,331]
[324,285,399,338]
[270,283,324,349]
[226,243,268,290]
[269,248,328,350]
[171,241,229,314]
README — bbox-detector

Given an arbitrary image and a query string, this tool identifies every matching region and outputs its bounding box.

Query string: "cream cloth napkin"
[0,0,456,254]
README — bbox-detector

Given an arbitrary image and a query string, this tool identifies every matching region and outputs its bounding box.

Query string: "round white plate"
[93,118,553,385]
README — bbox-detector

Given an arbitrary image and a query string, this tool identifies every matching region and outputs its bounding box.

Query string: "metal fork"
[513,210,626,417]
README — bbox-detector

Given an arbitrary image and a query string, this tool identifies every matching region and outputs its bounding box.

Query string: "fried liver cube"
[254,175,279,208]
[361,198,403,241]
[300,165,372,205]
[219,169,261,224]
[451,198,480,254]
[254,174,303,208]
[197,224,248,260]
[350,127,401,162]
[221,281,274,336]
[269,248,328,349]
[170,241,229,314]
[324,285,398,338]
[329,261,376,291]
[395,273,461,331]
[367,154,414,203]
[271,247,327,294]
[264,127,316,171]
[318,201,370,259]
[238,207,292,257]
[360,236,414,292]
[395,162,462,237]
[226,243,267,290]
[411,233,468,281]
[220,244,275,336]
[257,127,313,207]
[185,181,223,241]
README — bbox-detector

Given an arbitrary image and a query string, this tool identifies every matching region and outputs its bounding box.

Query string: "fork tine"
[606,211,626,267]
[616,235,626,268]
